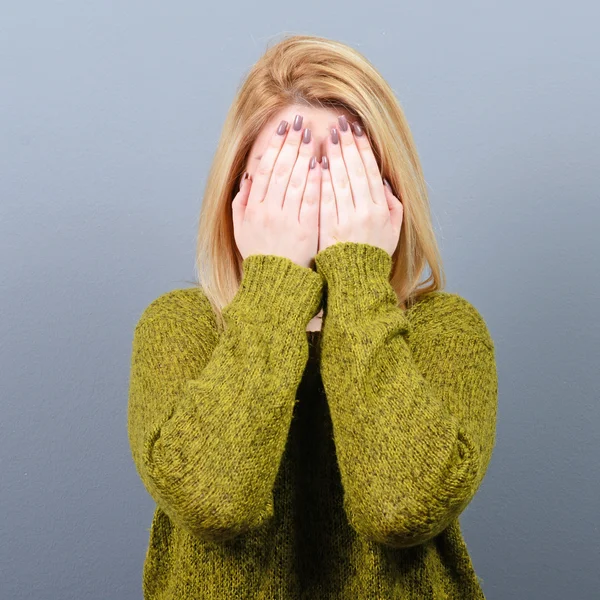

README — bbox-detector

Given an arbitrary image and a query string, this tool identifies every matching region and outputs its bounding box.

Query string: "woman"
[128,34,498,599]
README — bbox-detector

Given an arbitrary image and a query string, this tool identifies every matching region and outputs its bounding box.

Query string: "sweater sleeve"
[314,242,498,549]
[127,254,324,543]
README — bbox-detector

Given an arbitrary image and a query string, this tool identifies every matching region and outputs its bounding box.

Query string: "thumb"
[232,172,252,228]
[383,179,403,230]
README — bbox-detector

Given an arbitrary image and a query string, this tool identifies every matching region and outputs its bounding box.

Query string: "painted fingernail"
[303,127,311,144]
[322,156,329,169]
[277,120,288,135]
[310,156,316,169]
[351,122,364,136]
[338,115,348,132]
[331,128,339,144]
[293,114,303,131]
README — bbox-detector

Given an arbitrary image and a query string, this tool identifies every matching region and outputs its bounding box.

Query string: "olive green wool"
[127,241,498,599]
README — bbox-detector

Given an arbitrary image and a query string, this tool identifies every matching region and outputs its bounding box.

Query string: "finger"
[247,119,290,208]
[238,171,252,203]
[264,114,306,209]
[319,156,338,235]
[325,125,354,218]
[336,115,373,212]
[350,121,387,207]
[299,155,321,224]
[284,126,317,219]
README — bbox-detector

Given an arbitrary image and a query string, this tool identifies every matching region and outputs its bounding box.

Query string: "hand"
[233,114,321,270]
[318,116,403,257]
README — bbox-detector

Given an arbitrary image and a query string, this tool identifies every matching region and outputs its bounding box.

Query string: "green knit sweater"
[127,242,498,599]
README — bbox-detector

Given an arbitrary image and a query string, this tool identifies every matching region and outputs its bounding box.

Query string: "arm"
[315,242,498,548]
[127,254,324,542]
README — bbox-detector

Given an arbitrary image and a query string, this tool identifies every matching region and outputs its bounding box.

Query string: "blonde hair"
[192,34,446,333]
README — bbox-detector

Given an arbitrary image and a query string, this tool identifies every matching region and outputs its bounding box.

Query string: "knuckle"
[336,175,349,190]
[285,134,299,148]
[356,207,371,222]
[262,210,275,227]
[341,136,355,149]
[288,173,304,189]
[269,132,285,148]
[322,189,335,203]
[257,163,271,178]
[274,161,290,178]
[367,163,382,180]
[351,162,366,179]
[302,186,316,204]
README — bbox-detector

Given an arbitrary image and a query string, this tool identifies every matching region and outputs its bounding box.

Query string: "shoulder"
[408,291,494,350]
[134,287,217,335]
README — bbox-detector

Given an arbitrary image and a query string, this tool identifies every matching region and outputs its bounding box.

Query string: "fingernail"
[240,171,249,191]
[338,115,348,132]
[331,128,339,144]
[351,122,364,136]
[293,114,303,131]
[310,156,316,169]
[277,120,288,135]
[303,127,311,144]
[322,156,329,169]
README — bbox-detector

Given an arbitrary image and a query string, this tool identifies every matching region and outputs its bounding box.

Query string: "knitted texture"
[127,241,498,599]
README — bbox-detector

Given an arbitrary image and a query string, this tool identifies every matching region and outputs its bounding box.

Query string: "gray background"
[2,1,599,599]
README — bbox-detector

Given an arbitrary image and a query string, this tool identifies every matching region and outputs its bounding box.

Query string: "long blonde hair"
[193,34,446,334]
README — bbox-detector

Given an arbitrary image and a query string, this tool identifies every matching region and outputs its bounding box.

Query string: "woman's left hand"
[318,115,404,257]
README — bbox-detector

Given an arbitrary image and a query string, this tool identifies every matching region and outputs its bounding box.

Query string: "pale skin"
[242,105,404,332]
[243,106,354,332]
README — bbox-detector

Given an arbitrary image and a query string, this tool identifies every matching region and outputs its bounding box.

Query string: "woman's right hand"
[232,114,322,270]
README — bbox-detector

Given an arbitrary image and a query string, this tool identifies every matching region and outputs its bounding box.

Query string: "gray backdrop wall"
[2,1,599,599]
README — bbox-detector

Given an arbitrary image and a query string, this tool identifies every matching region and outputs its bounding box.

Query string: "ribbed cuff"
[315,242,408,328]
[224,254,324,329]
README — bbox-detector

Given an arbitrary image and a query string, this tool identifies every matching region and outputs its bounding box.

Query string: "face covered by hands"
[242,106,404,265]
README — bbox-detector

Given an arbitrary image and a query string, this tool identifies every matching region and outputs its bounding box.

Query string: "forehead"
[248,104,357,157]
